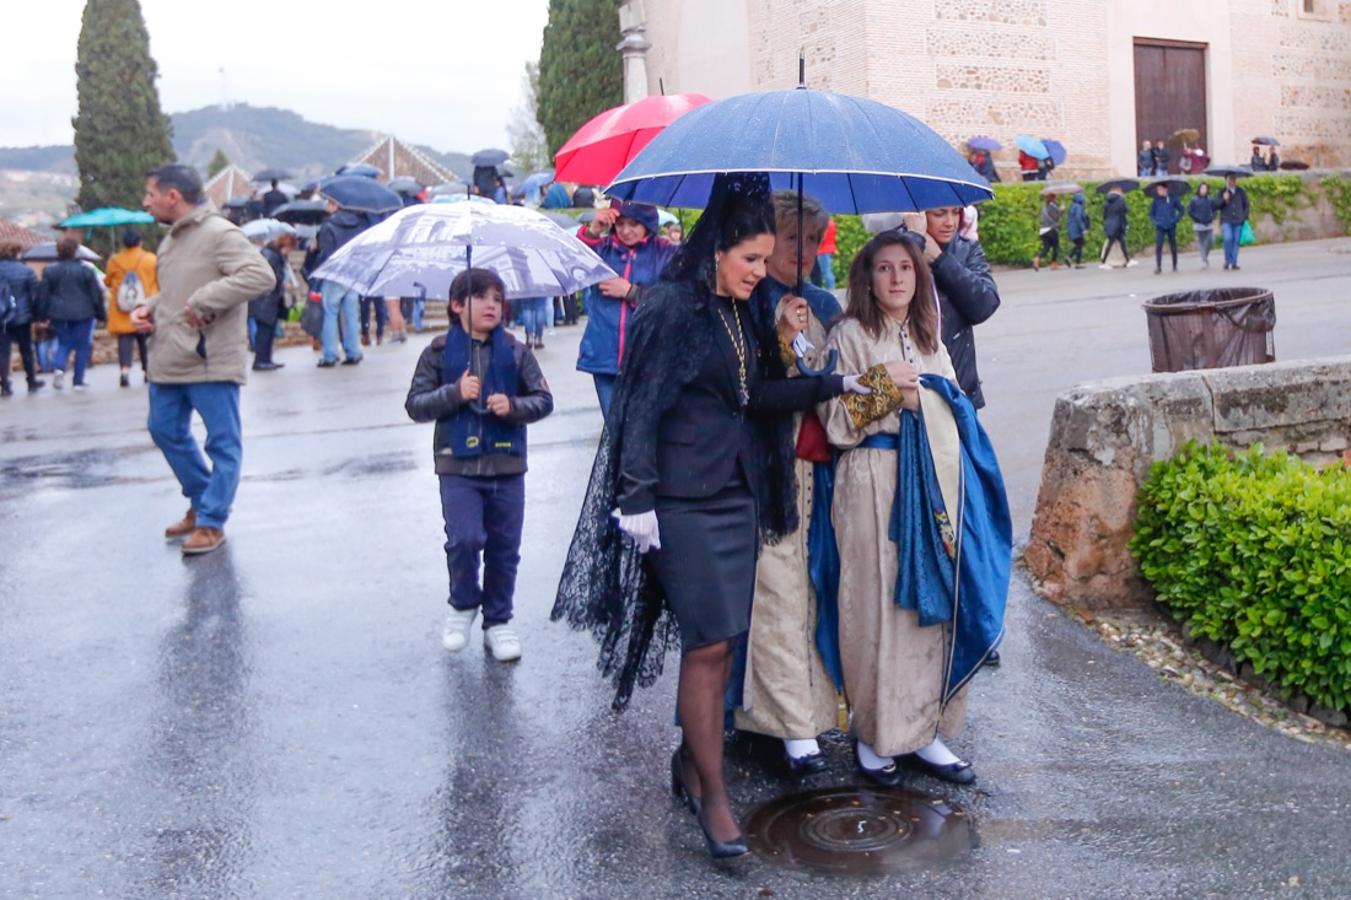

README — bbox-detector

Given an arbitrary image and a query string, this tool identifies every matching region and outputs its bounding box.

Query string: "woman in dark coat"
[1098,189,1134,268]
[1188,183,1217,269]
[553,175,865,859]
[37,238,106,389]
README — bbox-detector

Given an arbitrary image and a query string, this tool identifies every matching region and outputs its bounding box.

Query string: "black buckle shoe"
[900,753,977,785]
[855,744,906,788]
[784,749,829,777]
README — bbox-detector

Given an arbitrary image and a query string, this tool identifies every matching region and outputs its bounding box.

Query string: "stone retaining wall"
[1024,355,1351,608]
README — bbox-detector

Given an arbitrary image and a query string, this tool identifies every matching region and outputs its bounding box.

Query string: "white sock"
[915,737,961,767]
[783,738,820,760]
[856,739,893,771]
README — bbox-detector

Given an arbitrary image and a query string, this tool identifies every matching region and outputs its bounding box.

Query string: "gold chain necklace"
[714,301,750,408]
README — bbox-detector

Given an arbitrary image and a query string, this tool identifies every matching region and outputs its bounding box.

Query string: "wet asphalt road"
[2,238,1349,898]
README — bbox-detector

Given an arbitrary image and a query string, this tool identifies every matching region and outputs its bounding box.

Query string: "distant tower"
[218,66,231,110]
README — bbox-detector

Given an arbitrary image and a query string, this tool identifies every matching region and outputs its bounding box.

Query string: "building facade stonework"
[628,0,1350,177]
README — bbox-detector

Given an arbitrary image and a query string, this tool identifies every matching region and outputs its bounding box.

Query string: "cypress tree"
[71,0,174,211]
[207,148,230,178]
[537,0,624,157]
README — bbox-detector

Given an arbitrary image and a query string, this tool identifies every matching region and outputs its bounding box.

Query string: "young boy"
[405,268,553,661]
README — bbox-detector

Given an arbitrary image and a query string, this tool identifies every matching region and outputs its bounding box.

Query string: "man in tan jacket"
[131,164,275,555]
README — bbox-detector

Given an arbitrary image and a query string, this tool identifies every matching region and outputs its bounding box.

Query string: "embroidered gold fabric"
[842,363,903,429]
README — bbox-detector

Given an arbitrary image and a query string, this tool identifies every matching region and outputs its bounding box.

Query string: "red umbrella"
[553,93,711,187]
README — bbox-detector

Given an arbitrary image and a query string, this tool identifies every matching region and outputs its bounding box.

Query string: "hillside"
[0,103,474,183]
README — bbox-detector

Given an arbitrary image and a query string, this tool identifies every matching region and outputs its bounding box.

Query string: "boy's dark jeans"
[1155,227,1178,270]
[439,473,525,629]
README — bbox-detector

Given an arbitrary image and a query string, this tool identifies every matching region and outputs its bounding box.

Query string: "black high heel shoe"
[697,806,749,859]
[670,749,701,816]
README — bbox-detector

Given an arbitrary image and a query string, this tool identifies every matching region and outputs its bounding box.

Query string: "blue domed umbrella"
[967,135,1001,152]
[319,175,403,214]
[608,88,992,213]
[608,81,991,376]
[1042,139,1068,167]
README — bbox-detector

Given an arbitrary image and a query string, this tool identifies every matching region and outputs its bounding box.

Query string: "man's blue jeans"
[147,382,242,530]
[519,297,550,341]
[1222,222,1243,268]
[320,281,362,363]
[52,319,95,385]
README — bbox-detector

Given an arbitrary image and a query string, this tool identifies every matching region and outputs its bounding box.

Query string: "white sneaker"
[441,607,478,652]
[53,370,64,389]
[1098,263,1112,270]
[484,624,522,662]
[1126,259,1139,268]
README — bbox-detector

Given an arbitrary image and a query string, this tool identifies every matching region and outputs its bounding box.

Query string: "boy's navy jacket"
[1149,195,1184,230]
[405,324,553,476]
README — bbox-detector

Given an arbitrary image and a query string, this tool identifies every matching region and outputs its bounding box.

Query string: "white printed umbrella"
[312,201,616,300]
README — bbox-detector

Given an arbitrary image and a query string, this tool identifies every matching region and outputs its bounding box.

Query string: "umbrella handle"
[796,347,838,377]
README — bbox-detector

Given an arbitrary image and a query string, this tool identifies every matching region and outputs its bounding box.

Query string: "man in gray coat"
[131,164,275,555]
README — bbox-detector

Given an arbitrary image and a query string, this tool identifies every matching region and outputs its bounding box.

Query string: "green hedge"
[1129,442,1351,712]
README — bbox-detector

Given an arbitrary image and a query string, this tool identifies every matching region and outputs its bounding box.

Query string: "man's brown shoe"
[181,527,225,556]
[165,509,196,540]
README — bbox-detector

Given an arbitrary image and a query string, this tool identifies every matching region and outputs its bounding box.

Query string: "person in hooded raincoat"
[1065,193,1090,268]
[1098,188,1135,268]
[575,202,677,416]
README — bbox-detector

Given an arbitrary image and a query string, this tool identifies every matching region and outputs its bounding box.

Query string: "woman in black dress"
[553,175,867,859]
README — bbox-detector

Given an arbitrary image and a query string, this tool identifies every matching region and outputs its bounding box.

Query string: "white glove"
[791,331,815,357]
[842,374,872,395]
[612,509,661,554]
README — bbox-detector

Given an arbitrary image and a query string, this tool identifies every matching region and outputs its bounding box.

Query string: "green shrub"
[1320,174,1351,234]
[1130,442,1351,712]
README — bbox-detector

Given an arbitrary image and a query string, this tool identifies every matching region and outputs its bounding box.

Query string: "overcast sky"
[1,0,551,152]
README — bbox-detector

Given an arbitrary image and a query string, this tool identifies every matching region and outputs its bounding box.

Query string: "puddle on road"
[745,786,976,875]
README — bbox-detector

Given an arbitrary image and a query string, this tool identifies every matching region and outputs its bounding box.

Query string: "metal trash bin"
[1142,287,1276,373]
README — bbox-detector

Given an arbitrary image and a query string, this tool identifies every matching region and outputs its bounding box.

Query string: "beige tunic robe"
[819,316,970,756]
[736,308,839,739]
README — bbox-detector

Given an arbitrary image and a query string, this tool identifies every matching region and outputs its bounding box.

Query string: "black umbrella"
[1095,178,1140,194]
[1146,176,1191,198]
[1252,136,1280,146]
[23,241,101,262]
[253,167,293,182]
[388,176,423,195]
[572,186,596,208]
[272,199,328,225]
[1204,165,1254,179]
[471,148,510,168]
[319,176,403,214]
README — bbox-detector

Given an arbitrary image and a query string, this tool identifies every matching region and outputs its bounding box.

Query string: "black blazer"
[618,296,842,513]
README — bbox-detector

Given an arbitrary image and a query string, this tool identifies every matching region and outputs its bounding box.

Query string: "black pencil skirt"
[648,481,757,651]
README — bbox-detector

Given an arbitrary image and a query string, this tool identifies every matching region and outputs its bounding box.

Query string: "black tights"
[1070,236,1085,265]
[1038,229,1059,263]
[675,638,740,841]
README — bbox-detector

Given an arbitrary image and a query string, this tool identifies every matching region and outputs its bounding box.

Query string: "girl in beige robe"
[819,230,977,787]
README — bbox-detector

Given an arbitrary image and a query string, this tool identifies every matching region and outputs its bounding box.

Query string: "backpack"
[0,279,15,329]
[116,270,145,312]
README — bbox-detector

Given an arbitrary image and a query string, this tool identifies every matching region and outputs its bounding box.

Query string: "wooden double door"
[1134,40,1208,174]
